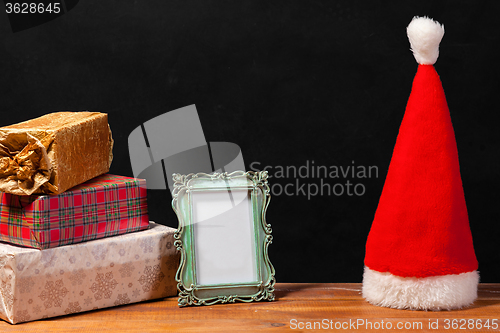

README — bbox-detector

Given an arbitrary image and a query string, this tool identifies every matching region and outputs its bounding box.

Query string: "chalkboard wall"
[1,0,499,283]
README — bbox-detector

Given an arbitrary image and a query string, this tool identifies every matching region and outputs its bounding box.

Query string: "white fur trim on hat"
[362,266,479,310]
[407,16,444,65]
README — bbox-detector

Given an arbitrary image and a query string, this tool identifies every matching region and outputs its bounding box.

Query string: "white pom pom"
[407,16,444,65]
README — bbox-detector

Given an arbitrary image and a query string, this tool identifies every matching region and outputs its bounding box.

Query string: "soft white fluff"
[407,16,444,65]
[362,266,479,311]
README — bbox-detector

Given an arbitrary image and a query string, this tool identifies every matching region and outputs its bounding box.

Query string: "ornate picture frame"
[171,170,275,306]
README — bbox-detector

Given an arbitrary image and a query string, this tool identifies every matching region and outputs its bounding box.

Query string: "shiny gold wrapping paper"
[0,112,113,195]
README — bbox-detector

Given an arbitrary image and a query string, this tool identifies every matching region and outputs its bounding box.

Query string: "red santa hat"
[362,16,479,311]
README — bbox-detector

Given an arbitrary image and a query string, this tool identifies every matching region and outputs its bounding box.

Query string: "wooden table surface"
[1,283,499,332]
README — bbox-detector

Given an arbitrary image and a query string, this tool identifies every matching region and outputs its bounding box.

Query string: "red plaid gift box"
[0,174,149,249]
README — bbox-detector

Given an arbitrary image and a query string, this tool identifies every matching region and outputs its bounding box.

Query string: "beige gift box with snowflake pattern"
[0,222,179,324]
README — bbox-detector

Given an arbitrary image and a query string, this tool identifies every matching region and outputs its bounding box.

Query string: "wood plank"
[1,283,499,332]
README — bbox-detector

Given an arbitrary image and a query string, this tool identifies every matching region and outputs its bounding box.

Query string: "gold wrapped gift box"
[0,112,113,195]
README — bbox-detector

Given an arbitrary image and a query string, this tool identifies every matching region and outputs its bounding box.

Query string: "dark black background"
[1,0,499,283]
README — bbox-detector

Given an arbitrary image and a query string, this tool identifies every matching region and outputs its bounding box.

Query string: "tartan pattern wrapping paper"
[0,174,149,249]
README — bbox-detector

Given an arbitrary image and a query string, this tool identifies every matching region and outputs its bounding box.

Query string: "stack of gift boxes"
[0,112,178,324]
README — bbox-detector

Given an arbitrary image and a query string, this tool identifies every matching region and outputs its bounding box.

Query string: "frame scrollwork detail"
[171,171,275,307]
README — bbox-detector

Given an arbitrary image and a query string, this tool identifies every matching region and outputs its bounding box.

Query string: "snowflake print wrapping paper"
[0,222,179,324]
